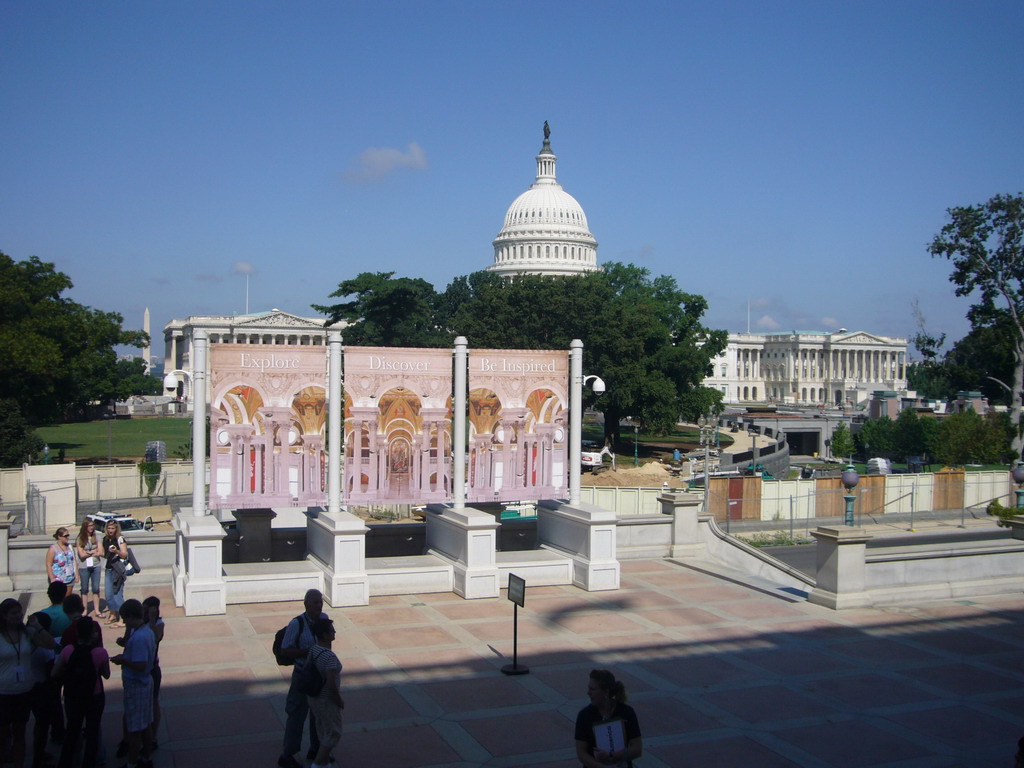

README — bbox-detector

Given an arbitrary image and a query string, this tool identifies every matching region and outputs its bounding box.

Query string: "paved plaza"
[20,558,1024,768]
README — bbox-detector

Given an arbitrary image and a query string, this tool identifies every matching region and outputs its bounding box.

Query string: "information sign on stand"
[501,573,529,676]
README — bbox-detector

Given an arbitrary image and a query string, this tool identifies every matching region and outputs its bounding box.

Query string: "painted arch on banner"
[208,344,328,510]
[468,349,569,503]
[343,346,453,505]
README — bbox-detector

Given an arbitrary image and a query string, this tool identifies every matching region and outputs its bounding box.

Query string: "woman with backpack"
[52,616,109,768]
[101,521,128,629]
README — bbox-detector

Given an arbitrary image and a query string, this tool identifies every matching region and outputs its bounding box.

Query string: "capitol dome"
[488,124,599,277]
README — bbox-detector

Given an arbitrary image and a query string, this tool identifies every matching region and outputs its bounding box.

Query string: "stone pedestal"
[808,525,872,610]
[425,504,500,599]
[306,508,369,607]
[658,492,705,559]
[0,512,13,592]
[172,510,227,616]
[537,499,620,591]
[234,507,276,563]
[1007,515,1024,541]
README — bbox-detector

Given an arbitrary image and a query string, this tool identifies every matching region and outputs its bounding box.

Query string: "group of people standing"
[0,560,162,768]
[45,519,131,629]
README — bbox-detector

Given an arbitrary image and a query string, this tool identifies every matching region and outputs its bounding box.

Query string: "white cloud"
[756,314,781,330]
[821,316,840,328]
[342,142,428,184]
[232,261,257,276]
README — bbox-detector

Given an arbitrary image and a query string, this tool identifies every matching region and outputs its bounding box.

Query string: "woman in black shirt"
[574,669,642,767]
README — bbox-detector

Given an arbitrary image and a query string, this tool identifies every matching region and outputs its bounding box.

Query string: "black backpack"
[272,614,307,667]
[64,644,97,700]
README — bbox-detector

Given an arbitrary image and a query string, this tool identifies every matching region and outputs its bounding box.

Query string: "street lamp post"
[633,422,639,466]
[841,464,860,526]
[105,401,114,465]
[697,412,717,514]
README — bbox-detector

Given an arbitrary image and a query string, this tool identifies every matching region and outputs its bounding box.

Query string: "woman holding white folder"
[575,669,643,767]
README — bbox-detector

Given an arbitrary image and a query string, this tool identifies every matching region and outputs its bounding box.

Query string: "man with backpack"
[277,589,328,768]
[52,616,108,768]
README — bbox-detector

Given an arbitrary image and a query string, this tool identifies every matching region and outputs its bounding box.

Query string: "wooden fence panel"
[933,469,965,510]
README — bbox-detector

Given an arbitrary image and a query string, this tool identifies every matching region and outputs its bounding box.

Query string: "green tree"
[313,271,446,347]
[0,399,44,467]
[113,358,162,399]
[856,416,896,460]
[829,422,854,462]
[0,253,148,422]
[678,387,725,423]
[932,409,1013,466]
[929,193,1024,458]
[893,408,926,461]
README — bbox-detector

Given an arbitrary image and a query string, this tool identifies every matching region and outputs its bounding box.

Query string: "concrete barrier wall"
[8,530,176,591]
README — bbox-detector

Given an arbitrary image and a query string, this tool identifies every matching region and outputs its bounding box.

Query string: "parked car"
[581,440,604,470]
[86,511,154,532]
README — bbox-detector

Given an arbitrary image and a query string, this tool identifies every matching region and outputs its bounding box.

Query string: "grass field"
[36,418,192,462]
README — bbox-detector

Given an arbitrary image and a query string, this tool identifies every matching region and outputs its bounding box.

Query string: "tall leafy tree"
[0,252,148,423]
[313,272,447,347]
[931,409,1013,466]
[929,193,1024,457]
[855,416,896,460]
[829,422,854,462]
[0,399,44,467]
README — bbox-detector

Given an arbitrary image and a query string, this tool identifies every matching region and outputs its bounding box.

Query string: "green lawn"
[36,418,192,462]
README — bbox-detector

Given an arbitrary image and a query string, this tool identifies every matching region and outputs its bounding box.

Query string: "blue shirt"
[123,623,155,682]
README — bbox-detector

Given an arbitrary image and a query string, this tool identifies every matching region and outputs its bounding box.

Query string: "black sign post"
[501,573,529,676]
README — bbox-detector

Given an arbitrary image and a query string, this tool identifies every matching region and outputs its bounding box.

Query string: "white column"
[569,339,583,505]
[191,330,208,516]
[453,336,468,509]
[328,331,343,515]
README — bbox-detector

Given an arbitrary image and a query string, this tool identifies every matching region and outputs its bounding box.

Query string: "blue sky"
[2,2,1022,357]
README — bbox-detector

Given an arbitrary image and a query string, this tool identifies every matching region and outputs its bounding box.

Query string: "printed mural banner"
[467,349,569,503]
[343,346,453,505]
[208,344,328,510]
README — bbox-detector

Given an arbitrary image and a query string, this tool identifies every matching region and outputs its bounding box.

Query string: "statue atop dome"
[543,120,550,141]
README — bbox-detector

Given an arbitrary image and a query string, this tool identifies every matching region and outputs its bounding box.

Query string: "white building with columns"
[703,330,908,406]
[163,309,344,403]
[488,122,600,277]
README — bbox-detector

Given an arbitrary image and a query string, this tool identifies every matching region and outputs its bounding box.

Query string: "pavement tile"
[343,723,462,766]
[550,611,649,635]
[906,662,1024,697]
[430,600,513,621]
[459,710,574,757]
[829,636,946,667]
[171,734,280,768]
[418,676,542,712]
[614,589,686,609]
[797,672,933,709]
[487,638,589,667]
[456,616,557,642]
[162,697,280,740]
[160,666,260,700]
[633,694,724,735]
[158,638,248,668]
[387,648,494,680]
[909,628,1019,657]
[732,647,853,676]
[648,735,803,768]
[620,560,678,573]
[701,684,835,724]
[343,685,421,723]
[161,616,234,639]
[775,719,935,767]
[632,606,728,628]
[714,598,809,621]
[887,704,1020,751]
[639,656,751,689]
[362,625,460,650]
[345,606,435,627]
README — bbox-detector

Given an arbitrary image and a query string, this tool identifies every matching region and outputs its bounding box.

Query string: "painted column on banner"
[467,348,569,503]
[342,347,453,504]
[569,339,583,506]
[327,332,342,515]
[192,330,209,516]
[207,343,328,510]
[453,337,468,509]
